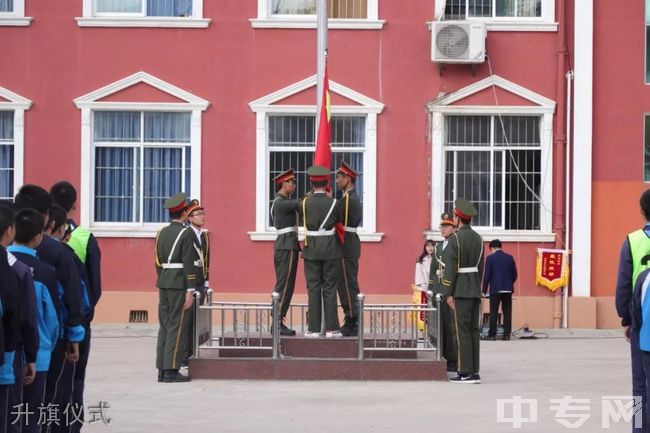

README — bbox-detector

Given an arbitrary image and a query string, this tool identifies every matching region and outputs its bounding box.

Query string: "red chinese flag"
[314,63,331,170]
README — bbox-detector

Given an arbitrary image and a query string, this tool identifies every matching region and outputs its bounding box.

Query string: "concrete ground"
[81,326,632,433]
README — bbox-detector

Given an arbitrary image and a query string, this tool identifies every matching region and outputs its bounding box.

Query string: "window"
[75,72,209,236]
[0,0,31,26]
[643,114,650,182]
[445,0,541,19]
[427,75,555,241]
[95,0,192,17]
[0,87,31,200]
[248,75,384,241]
[267,115,365,227]
[443,115,542,230]
[251,0,383,29]
[93,111,192,224]
[271,0,367,19]
[439,0,556,31]
[0,112,14,201]
[77,0,209,27]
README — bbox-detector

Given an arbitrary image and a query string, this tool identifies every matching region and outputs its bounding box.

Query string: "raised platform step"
[191,336,446,380]
[189,357,447,381]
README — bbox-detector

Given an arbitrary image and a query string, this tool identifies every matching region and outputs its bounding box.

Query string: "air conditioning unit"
[431,21,486,64]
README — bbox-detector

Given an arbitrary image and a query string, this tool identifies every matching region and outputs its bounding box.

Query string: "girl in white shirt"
[414,240,435,291]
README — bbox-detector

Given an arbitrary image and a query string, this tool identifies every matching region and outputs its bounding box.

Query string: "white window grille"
[443,115,542,230]
[0,111,14,201]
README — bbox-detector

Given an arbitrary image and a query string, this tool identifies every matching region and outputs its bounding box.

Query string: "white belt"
[161,260,200,269]
[458,267,479,274]
[306,229,335,236]
[344,227,357,233]
[276,227,298,235]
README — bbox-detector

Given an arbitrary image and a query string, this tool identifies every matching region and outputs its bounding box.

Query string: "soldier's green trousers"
[338,257,360,320]
[304,259,340,333]
[452,298,481,375]
[441,299,458,367]
[273,249,299,318]
[156,288,192,371]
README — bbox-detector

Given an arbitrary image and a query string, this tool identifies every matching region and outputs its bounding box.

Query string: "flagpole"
[316,0,327,140]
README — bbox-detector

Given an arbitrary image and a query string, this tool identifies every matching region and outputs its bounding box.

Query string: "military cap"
[439,211,455,226]
[164,192,187,212]
[307,165,330,182]
[337,161,358,179]
[453,198,477,220]
[273,169,296,185]
[186,199,204,216]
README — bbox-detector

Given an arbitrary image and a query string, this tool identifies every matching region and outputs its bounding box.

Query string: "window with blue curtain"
[0,111,14,201]
[93,111,191,224]
[95,0,193,16]
[267,115,365,228]
[0,0,13,12]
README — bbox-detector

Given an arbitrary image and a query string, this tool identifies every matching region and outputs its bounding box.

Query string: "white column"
[572,0,593,297]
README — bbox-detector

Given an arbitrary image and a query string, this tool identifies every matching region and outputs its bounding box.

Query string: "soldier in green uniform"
[334,162,362,336]
[182,199,211,369]
[155,193,201,383]
[440,198,484,384]
[271,169,299,336]
[428,211,458,372]
[300,165,342,337]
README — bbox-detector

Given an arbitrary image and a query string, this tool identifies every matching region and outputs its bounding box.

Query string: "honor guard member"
[155,193,199,383]
[271,169,299,336]
[182,199,211,368]
[440,198,484,384]
[334,162,362,337]
[300,165,342,337]
[427,212,458,372]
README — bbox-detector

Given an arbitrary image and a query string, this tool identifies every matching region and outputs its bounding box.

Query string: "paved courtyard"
[80,326,632,433]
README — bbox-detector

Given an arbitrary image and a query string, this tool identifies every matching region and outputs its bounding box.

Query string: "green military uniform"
[155,193,202,379]
[300,166,341,334]
[427,212,458,370]
[440,199,484,379]
[184,199,211,363]
[271,169,300,329]
[335,162,362,335]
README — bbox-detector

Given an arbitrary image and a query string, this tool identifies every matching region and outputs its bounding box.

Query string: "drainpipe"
[563,69,574,329]
[552,0,568,329]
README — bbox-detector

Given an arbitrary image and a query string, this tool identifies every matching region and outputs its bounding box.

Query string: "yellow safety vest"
[628,229,650,289]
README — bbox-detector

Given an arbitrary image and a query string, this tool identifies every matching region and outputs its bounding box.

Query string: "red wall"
[1,1,563,297]
[591,0,650,297]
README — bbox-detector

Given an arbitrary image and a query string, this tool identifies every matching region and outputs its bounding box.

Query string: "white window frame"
[248,75,384,242]
[0,87,31,198]
[76,0,210,28]
[250,0,384,29]
[433,0,557,32]
[0,0,32,26]
[426,74,556,242]
[74,72,209,238]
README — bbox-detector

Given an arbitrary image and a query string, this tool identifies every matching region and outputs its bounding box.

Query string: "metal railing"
[356,292,442,360]
[193,290,443,362]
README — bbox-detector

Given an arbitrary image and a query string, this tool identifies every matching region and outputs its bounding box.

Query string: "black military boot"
[158,369,164,382]
[340,317,358,337]
[163,370,191,383]
[280,320,296,336]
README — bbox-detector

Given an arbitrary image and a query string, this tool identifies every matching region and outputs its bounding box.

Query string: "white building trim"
[0,86,32,198]
[572,0,593,297]
[74,72,209,238]
[0,0,32,26]
[248,76,384,242]
[427,75,556,242]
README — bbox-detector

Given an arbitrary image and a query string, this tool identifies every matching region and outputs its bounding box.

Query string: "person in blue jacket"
[482,239,517,341]
[14,185,84,430]
[616,189,650,433]
[0,203,24,431]
[0,201,39,433]
[9,208,60,433]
